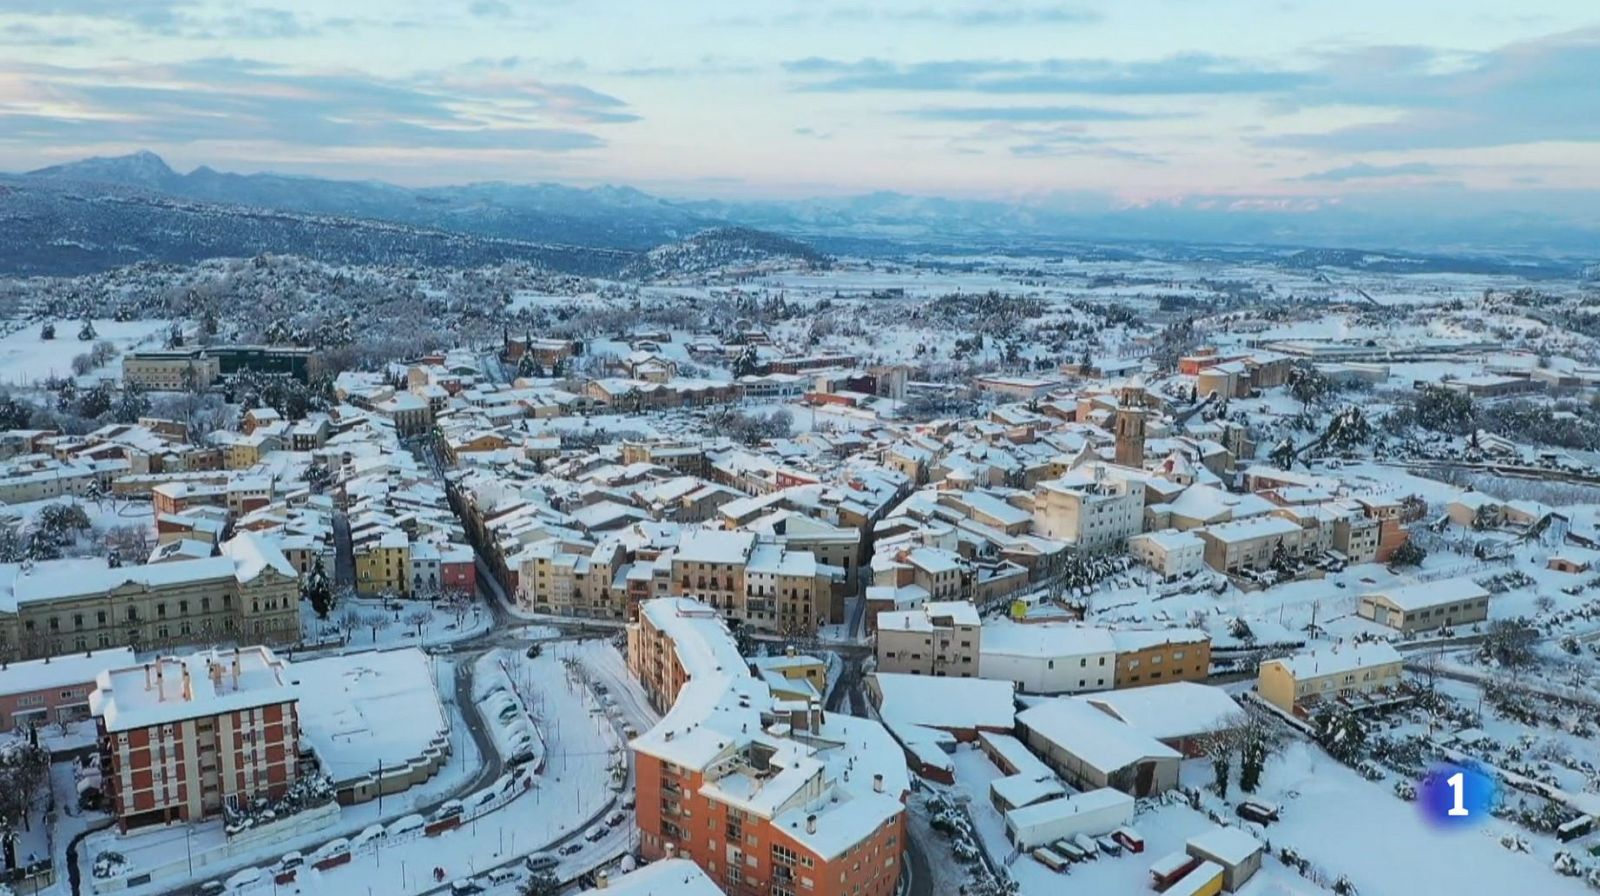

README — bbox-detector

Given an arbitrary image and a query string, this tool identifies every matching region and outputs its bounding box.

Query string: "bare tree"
[364,613,391,643]
[405,609,431,638]
[336,608,362,645]
[1197,720,1240,799]
[104,525,153,566]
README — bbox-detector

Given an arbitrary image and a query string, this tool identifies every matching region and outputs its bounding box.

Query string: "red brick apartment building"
[627,597,908,896]
[89,646,299,831]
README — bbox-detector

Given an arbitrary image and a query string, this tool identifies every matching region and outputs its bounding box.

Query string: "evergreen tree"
[39,323,53,341]
[1390,538,1426,568]
[303,556,335,619]
[520,873,561,896]
[77,319,97,341]
[1312,707,1367,764]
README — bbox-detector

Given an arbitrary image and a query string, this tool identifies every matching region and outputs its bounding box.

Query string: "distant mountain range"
[4,150,1595,278]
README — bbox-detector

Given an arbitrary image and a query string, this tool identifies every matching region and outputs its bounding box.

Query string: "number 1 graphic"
[1447,772,1470,816]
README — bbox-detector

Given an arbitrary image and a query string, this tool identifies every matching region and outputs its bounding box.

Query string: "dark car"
[585,827,608,843]
[559,843,584,856]
[1236,801,1280,825]
[606,812,627,828]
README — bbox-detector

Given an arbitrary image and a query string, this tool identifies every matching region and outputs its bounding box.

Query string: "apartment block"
[90,646,299,831]
[627,598,908,896]
[1033,472,1145,554]
[875,600,981,677]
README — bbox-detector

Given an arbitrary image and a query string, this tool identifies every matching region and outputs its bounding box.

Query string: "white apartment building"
[1127,529,1206,580]
[1033,471,1146,554]
[875,600,982,677]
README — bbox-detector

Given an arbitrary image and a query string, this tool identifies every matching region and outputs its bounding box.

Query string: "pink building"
[0,647,137,731]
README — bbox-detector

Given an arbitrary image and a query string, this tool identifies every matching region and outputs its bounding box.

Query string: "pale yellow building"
[0,533,299,660]
[1257,642,1403,715]
[355,530,411,596]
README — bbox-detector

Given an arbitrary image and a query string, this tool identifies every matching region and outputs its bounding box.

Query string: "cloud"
[715,4,1099,29]
[0,23,90,46]
[0,1,392,40]
[844,4,1100,27]
[902,105,1149,123]
[202,8,321,39]
[0,57,635,152]
[785,53,1317,95]
[0,0,191,29]
[468,0,512,17]
[1267,28,1600,151]
[1297,162,1442,182]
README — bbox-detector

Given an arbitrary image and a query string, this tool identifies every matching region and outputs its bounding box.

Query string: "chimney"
[806,814,817,835]
[231,647,242,690]
[155,661,166,701]
[874,773,885,793]
[595,871,609,890]
[786,645,796,658]
[182,665,193,702]
[144,663,153,691]
[209,660,224,690]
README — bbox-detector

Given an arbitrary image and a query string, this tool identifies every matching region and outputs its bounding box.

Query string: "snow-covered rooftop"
[1082,682,1242,741]
[90,646,293,733]
[869,671,1016,732]
[1264,641,1402,680]
[1017,698,1181,772]
[293,647,448,786]
[1363,576,1489,611]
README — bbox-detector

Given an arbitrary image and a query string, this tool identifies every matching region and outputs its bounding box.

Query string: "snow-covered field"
[0,318,172,387]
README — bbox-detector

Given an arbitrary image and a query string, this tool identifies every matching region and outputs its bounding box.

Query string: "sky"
[0,0,1597,216]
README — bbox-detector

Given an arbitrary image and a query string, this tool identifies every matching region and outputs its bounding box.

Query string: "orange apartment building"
[627,597,909,896]
[1111,629,1213,689]
[89,646,299,831]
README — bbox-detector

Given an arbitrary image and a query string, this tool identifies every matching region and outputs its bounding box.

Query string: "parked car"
[225,868,263,891]
[1237,800,1280,825]
[312,839,350,861]
[353,824,387,848]
[586,827,608,842]
[607,812,627,828]
[559,843,584,856]
[621,796,636,810]
[432,800,465,822]
[388,814,426,836]
[197,882,225,896]
[449,880,484,895]
[277,852,304,872]
[525,853,559,873]
[485,867,520,886]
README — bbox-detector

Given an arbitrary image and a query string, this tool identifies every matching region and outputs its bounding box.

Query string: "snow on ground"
[1195,741,1592,895]
[242,644,633,896]
[941,735,1587,896]
[297,594,490,653]
[0,495,155,547]
[0,319,173,387]
[295,647,451,788]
